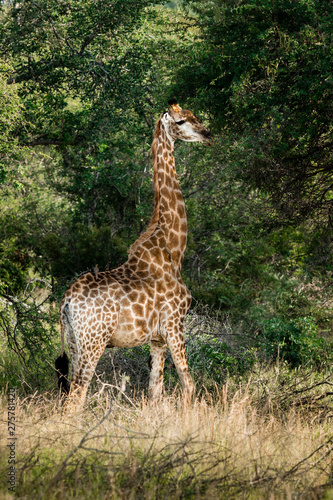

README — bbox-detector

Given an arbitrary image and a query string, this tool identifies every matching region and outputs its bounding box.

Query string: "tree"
[175,0,333,225]
[0,60,24,184]
[0,0,164,284]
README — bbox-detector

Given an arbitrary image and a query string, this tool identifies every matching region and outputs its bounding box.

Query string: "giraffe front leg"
[167,327,195,401]
[148,340,167,400]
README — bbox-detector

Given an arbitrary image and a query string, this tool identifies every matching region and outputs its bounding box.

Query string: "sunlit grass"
[1,367,332,499]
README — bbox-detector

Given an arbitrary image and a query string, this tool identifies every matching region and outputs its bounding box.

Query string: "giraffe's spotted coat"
[59,102,211,406]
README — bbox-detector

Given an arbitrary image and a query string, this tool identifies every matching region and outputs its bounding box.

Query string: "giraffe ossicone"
[55,101,211,408]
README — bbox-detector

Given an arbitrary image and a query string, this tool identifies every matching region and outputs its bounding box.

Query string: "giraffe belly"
[109,307,157,348]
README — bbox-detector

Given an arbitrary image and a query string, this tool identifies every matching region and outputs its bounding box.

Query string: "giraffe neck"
[128,118,187,271]
[154,119,187,269]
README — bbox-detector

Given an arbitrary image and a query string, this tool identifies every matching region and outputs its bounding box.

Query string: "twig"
[46,406,113,492]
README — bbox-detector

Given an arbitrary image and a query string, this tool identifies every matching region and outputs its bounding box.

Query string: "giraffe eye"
[176,120,185,125]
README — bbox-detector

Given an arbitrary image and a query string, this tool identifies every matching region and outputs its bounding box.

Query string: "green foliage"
[0,0,332,384]
[0,60,25,183]
[40,225,129,280]
[0,290,58,392]
[177,0,333,225]
[261,316,327,368]
[187,338,257,387]
[0,240,30,294]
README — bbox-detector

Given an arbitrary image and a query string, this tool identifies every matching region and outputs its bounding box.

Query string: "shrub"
[261,317,327,368]
[187,338,257,388]
[0,288,58,393]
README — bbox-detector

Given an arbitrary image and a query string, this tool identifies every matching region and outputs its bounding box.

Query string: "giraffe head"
[161,99,212,144]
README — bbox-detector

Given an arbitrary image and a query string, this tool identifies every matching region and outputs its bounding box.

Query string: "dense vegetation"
[0,1,332,497]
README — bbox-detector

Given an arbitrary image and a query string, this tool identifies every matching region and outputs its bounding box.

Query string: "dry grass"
[1,368,333,499]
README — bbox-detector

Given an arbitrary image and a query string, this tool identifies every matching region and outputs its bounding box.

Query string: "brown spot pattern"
[59,101,210,407]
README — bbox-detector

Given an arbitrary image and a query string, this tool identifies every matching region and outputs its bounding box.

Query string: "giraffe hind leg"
[66,340,108,410]
[164,317,194,400]
[61,302,119,411]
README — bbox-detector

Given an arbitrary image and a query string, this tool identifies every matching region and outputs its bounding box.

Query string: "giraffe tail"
[56,303,70,395]
[55,352,70,394]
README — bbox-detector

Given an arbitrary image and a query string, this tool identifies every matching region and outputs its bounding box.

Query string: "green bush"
[0,292,59,393]
[186,337,257,388]
[262,317,327,368]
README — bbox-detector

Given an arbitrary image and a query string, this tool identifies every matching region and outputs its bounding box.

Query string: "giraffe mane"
[128,117,162,255]
[56,104,198,408]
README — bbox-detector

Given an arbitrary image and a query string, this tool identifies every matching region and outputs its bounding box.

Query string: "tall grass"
[1,366,332,499]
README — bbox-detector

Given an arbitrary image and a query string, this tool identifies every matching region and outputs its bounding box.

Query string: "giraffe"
[55,100,211,407]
